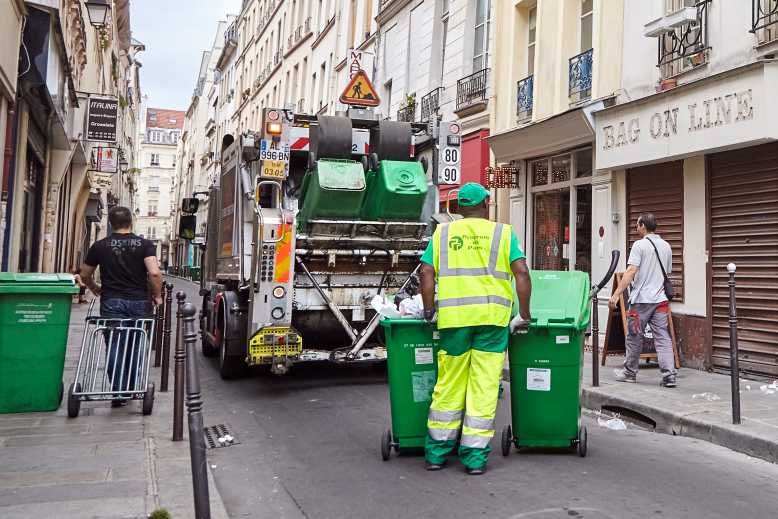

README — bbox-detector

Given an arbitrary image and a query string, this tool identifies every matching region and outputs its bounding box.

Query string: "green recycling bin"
[502,270,591,457]
[190,266,201,282]
[0,273,78,413]
[380,318,440,460]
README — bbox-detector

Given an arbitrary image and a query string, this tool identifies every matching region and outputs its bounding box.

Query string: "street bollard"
[591,292,600,387]
[154,283,165,367]
[727,263,741,425]
[160,282,174,392]
[183,302,211,519]
[173,291,186,442]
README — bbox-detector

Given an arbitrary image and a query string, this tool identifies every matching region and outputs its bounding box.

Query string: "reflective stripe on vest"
[438,223,510,280]
[437,295,512,309]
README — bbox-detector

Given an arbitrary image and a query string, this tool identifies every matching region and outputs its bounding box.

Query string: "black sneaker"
[425,460,446,471]
[465,466,486,476]
[661,375,677,388]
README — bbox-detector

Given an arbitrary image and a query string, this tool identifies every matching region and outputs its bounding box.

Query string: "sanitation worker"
[420,183,532,475]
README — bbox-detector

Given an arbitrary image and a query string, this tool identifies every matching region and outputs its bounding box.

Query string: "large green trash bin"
[361,160,428,221]
[298,159,366,224]
[0,273,78,413]
[380,318,440,460]
[503,270,591,456]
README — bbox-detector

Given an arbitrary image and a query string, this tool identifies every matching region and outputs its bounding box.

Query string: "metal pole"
[591,292,600,387]
[727,263,741,425]
[153,283,165,367]
[173,291,186,442]
[184,302,211,518]
[160,282,174,391]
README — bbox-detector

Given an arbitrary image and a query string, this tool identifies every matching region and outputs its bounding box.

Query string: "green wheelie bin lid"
[528,270,590,331]
[0,273,79,294]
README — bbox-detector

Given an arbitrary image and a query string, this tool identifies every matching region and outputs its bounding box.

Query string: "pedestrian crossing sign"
[339,70,380,107]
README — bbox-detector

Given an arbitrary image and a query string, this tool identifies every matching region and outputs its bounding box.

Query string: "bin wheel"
[58,382,64,408]
[381,429,393,461]
[501,425,512,457]
[577,426,588,458]
[142,382,155,416]
[67,382,81,418]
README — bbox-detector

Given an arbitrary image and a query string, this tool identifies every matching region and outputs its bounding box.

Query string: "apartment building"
[592,0,778,377]
[136,106,183,263]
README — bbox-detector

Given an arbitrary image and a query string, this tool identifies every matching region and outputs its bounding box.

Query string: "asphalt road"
[170,278,778,519]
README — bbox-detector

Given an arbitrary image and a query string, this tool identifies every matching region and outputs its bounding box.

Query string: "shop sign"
[89,146,118,173]
[595,65,777,170]
[86,96,119,142]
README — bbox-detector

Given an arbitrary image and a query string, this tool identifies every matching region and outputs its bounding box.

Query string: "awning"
[487,100,605,162]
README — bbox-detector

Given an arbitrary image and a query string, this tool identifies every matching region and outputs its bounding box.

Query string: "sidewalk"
[0,299,230,519]
[581,355,778,464]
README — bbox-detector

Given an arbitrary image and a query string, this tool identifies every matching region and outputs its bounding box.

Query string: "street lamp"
[119,155,128,173]
[85,0,111,28]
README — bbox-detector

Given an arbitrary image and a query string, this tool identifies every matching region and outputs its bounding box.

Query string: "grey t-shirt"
[626,234,672,304]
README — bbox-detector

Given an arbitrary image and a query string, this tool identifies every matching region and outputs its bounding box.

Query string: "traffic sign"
[437,122,462,185]
[339,70,380,107]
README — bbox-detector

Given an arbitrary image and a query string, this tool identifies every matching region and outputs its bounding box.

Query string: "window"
[148,204,157,216]
[473,0,490,72]
[150,153,159,166]
[580,0,593,52]
[660,0,708,78]
[528,7,537,75]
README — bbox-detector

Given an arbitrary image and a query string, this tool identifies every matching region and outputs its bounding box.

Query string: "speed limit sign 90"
[437,122,461,185]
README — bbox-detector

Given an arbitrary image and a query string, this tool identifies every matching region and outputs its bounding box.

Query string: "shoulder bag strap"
[645,237,669,282]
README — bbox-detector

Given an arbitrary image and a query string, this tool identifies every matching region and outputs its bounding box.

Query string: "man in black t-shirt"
[80,206,163,399]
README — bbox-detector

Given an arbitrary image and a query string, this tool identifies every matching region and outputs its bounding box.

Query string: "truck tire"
[219,340,246,380]
[200,297,218,358]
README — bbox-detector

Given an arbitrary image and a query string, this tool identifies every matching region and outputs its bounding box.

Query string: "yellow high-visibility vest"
[431,218,513,329]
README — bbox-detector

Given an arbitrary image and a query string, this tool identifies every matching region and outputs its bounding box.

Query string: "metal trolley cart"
[67,302,156,417]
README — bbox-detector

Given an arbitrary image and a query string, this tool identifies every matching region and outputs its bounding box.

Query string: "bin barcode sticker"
[415,347,433,365]
[527,368,551,391]
[411,370,436,402]
[556,335,570,344]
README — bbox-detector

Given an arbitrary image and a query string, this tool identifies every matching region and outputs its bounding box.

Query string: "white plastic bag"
[398,294,424,318]
[597,417,627,431]
[371,295,401,318]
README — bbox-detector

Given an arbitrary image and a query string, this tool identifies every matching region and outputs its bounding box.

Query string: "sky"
[130,0,242,111]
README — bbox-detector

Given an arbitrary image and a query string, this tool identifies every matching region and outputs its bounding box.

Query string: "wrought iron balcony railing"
[568,49,593,105]
[397,103,416,122]
[516,75,533,122]
[456,69,489,112]
[420,87,443,122]
[224,22,238,46]
[659,0,710,78]
[752,0,778,44]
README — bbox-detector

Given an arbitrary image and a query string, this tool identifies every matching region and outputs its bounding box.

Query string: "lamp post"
[85,0,111,28]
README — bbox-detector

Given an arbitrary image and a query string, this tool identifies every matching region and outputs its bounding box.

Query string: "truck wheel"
[67,382,81,418]
[219,342,246,380]
[381,429,393,461]
[369,152,380,172]
[501,425,512,457]
[577,426,588,458]
[142,382,155,416]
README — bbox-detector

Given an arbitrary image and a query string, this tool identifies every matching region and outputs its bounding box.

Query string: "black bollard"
[154,283,165,367]
[160,282,174,392]
[173,291,186,441]
[183,302,211,518]
[727,263,741,425]
[591,292,600,387]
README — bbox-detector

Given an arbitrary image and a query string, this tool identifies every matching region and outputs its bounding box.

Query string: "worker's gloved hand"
[509,315,530,335]
[423,309,437,324]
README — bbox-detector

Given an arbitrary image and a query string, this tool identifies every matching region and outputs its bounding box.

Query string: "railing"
[420,87,443,122]
[224,22,238,46]
[397,104,416,122]
[752,0,778,44]
[569,49,593,104]
[516,75,533,122]
[456,68,489,111]
[658,0,710,78]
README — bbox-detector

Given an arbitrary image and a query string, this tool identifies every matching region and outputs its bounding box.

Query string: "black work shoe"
[465,466,486,476]
[425,460,446,471]
[661,375,677,388]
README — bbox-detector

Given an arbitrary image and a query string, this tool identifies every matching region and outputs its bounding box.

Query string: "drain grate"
[203,423,240,449]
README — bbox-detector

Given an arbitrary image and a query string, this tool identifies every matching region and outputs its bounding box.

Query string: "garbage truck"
[195,108,453,378]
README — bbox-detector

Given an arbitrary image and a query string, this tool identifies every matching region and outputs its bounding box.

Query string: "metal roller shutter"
[627,162,685,301]
[708,143,778,377]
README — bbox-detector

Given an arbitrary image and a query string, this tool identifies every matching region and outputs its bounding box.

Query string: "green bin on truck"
[502,270,591,457]
[0,273,78,413]
[298,159,366,224]
[361,160,427,221]
[380,318,440,460]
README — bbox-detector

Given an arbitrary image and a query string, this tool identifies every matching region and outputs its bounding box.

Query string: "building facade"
[592,0,778,377]
[136,105,183,265]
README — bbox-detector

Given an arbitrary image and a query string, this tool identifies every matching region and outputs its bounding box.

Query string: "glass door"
[533,189,570,271]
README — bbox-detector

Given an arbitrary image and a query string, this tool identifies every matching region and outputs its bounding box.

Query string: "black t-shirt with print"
[85,233,156,301]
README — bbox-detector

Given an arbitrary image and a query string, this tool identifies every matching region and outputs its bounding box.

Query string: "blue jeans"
[101,298,153,393]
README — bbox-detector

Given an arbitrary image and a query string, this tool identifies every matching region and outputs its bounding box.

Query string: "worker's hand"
[608,294,619,311]
[73,274,85,288]
[509,314,530,335]
[423,309,437,324]
[152,294,163,307]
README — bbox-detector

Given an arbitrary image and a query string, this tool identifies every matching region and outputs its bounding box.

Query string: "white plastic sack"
[398,294,424,318]
[371,295,401,318]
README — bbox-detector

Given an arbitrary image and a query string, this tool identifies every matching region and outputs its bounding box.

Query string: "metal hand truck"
[67,301,156,417]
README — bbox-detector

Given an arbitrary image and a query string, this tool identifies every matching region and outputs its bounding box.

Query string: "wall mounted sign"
[86,95,119,143]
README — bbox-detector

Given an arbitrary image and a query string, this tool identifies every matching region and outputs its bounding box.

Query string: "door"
[708,143,778,377]
[19,149,44,272]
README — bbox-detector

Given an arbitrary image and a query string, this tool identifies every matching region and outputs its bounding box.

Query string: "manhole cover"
[204,423,240,449]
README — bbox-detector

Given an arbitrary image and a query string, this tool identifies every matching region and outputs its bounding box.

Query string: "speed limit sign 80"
[437,122,462,185]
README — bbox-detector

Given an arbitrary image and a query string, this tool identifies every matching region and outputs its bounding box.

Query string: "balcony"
[516,75,533,123]
[752,0,778,44]
[397,103,416,122]
[658,0,710,78]
[224,22,238,46]
[420,87,443,122]
[568,49,593,105]
[297,98,306,113]
[455,68,489,117]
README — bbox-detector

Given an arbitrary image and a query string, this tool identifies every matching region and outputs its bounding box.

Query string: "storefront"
[594,61,778,376]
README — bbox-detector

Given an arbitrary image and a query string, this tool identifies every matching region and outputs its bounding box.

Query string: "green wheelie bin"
[0,273,78,413]
[501,270,591,457]
[380,318,440,460]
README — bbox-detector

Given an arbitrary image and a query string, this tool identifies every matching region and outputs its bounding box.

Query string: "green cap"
[458,183,490,207]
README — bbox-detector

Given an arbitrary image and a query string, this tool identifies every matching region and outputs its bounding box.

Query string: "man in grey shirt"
[608,213,677,387]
